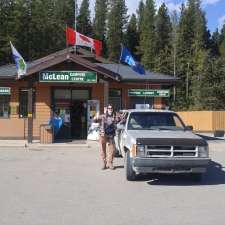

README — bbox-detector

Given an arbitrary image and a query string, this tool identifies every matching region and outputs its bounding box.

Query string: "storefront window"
[54,89,71,100]
[129,97,153,109]
[0,95,10,118]
[72,90,89,100]
[109,89,122,112]
[19,89,36,118]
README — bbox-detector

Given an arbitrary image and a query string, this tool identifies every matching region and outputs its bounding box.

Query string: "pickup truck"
[116,109,210,181]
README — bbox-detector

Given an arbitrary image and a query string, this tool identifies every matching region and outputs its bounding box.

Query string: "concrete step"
[0,140,98,150]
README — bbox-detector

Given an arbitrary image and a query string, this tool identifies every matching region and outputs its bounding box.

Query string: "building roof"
[0,48,178,84]
[96,63,178,83]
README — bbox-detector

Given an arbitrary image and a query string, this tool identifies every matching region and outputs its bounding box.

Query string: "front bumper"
[132,157,211,174]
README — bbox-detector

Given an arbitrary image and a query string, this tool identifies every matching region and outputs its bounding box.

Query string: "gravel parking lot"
[0,140,225,225]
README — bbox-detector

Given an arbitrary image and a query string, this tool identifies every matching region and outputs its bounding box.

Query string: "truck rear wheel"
[125,151,136,181]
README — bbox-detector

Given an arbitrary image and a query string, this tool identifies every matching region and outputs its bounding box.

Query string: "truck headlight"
[137,145,145,157]
[198,146,209,158]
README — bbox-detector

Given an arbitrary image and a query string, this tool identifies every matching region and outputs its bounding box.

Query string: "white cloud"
[202,0,221,6]
[155,0,182,12]
[218,15,225,30]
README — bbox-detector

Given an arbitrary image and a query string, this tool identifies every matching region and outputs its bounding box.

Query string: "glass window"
[19,89,36,118]
[72,90,89,100]
[109,89,122,111]
[54,89,71,100]
[128,112,185,130]
[0,95,10,118]
[129,97,153,109]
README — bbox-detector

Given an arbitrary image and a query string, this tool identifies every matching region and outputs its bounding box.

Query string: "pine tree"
[137,0,145,33]
[140,0,156,70]
[210,29,220,57]
[106,0,128,60]
[136,0,145,60]
[219,24,225,56]
[155,3,172,74]
[125,14,138,54]
[77,0,92,35]
[0,0,18,65]
[93,0,107,40]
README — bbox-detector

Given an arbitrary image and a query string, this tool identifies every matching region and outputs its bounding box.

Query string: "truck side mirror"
[185,125,193,131]
[117,123,125,130]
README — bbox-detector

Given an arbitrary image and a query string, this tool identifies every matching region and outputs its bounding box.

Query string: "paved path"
[0,141,225,225]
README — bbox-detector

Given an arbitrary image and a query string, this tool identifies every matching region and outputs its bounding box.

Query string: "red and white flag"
[66,27,102,57]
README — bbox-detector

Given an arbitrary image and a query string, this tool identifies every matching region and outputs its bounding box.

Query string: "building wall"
[109,82,163,109]
[0,77,166,139]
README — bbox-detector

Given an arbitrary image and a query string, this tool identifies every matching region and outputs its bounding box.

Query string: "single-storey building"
[0,48,178,142]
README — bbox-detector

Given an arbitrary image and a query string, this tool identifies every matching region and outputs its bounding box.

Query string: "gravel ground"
[0,140,225,225]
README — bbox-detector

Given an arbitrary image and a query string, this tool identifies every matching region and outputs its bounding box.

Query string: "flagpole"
[117,44,123,74]
[74,0,77,31]
[73,0,77,54]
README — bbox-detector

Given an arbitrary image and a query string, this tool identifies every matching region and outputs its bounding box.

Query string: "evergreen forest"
[1,0,225,110]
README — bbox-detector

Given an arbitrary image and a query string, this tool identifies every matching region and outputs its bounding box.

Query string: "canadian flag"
[66,27,102,57]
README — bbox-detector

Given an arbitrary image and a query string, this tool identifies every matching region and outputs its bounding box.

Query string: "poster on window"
[87,100,100,140]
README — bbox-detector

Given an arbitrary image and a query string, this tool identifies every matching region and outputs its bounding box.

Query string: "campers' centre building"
[0,48,178,141]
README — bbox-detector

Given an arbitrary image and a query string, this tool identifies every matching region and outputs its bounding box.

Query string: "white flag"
[10,42,27,78]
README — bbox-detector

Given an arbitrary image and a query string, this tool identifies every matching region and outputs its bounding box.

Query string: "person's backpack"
[104,123,115,136]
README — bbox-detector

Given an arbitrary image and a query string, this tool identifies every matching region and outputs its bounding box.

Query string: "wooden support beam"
[27,79,33,143]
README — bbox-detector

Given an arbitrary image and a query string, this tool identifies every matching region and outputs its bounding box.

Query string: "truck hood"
[126,130,206,146]
[127,130,201,139]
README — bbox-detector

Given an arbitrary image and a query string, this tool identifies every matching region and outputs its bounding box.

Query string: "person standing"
[49,110,63,139]
[95,104,118,170]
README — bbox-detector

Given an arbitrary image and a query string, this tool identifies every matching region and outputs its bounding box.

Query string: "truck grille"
[145,145,198,158]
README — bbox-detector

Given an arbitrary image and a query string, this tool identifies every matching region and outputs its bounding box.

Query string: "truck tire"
[125,151,136,181]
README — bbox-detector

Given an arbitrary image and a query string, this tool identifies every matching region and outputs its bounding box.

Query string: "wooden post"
[104,80,109,107]
[27,79,33,143]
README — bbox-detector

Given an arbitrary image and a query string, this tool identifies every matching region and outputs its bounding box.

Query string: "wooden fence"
[177,111,225,132]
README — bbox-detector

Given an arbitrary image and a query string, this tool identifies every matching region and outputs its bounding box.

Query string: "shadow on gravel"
[114,165,124,170]
[132,161,225,186]
[196,134,224,141]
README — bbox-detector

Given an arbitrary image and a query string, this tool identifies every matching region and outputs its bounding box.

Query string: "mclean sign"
[39,71,97,83]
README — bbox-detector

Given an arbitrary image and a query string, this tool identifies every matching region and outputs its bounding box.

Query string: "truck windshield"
[127,112,185,131]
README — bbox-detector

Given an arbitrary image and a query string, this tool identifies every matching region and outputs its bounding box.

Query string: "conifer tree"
[137,0,145,33]
[77,0,92,35]
[125,14,138,54]
[140,0,156,70]
[93,0,107,40]
[219,24,225,56]
[155,3,172,74]
[136,0,145,59]
[106,0,128,60]
[0,0,17,65]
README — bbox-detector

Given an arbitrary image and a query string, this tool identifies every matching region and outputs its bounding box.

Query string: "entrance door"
[53,88,90,140]
[71,100,87,139]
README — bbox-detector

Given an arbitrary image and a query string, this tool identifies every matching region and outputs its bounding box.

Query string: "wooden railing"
[177,111,225,132]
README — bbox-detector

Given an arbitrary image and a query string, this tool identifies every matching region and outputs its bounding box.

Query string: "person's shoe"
[101,164,107,170]
[108,163,115,170]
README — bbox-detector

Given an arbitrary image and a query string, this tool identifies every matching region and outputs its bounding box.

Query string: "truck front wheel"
[125,151,136,181]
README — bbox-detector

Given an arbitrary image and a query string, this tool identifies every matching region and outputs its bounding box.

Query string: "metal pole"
[186,62,190,99]
[74,0,77,31]
[173,42,176,102]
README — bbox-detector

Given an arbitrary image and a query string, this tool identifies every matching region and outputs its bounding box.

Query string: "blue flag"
[120,45,145,75]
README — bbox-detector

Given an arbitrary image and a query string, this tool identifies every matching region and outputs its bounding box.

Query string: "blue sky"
[78,0,225,33]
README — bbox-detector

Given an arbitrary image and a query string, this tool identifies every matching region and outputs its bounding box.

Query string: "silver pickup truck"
[116,109,210,181]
